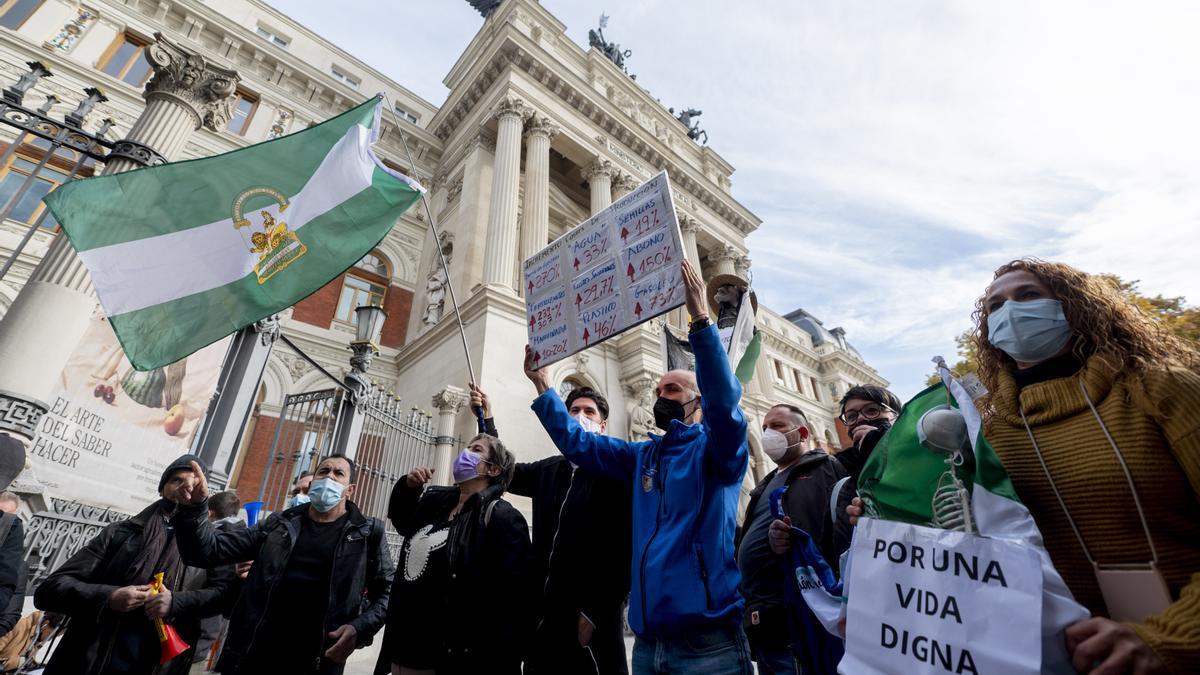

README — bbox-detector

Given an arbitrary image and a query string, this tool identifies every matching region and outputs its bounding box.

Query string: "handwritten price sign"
[521,171,685,367]
[572,259,619,311]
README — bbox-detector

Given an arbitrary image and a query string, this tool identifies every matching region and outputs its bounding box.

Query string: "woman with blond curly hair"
[974,258,1200,674]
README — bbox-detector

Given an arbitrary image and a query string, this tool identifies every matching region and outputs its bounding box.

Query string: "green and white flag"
[43,97,422,370]
[857,359,1089,673]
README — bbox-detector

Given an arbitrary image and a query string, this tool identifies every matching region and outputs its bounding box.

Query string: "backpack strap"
[483,499,499,528]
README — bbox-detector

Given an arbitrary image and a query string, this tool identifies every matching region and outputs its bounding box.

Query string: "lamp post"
[332,304,387,458]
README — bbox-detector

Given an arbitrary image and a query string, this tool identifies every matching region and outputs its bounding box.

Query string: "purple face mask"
[452,449,485,484]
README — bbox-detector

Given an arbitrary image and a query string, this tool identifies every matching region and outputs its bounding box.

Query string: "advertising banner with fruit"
[28,310,228,513]
[522,171,685,368]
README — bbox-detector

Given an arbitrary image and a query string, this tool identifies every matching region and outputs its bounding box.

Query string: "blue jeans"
[632,624,753,675]
[752,642,799,675]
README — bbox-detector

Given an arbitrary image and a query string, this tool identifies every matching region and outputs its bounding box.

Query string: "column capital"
[582,157,617,181]
[735,255,752,277]
[614,173,640,193]
[524,114,561,141]
[432,385,469,414]
[144,32,241,131]
[679,215,701,235]
[714,244,742,263]
[493,96,530,122]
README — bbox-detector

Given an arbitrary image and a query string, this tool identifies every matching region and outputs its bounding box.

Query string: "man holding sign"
[524,260,752,674]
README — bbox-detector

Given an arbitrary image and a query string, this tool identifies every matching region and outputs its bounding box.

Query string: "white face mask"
[762,427,800,462]
[574,412,602,434]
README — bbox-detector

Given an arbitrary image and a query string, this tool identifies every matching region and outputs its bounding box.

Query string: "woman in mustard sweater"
[974,258,1200,674]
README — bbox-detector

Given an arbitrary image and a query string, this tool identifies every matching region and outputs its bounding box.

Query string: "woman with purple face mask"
[375,433,534,675]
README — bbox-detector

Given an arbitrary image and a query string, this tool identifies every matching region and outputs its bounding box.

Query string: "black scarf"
[128,499,183,589]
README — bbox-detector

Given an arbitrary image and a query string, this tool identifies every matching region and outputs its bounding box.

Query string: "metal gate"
[0,62,163,282]
[255,385,441,522]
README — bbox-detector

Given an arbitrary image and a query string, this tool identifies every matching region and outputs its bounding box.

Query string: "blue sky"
[273,0,1200,399]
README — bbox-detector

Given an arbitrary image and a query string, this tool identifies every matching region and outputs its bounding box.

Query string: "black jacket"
[377,480,533,675]
[172,500,392,675]
[34,502,238,675]
[175,518,246,673]
[509,455,632,675]
[0,513,25,635]
[737,452,854,582]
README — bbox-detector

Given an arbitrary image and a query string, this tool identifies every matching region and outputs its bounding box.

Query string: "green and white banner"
[43,97,422,370]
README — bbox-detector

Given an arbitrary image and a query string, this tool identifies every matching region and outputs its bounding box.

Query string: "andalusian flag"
[43,97,422,370]
[857,360,1089,673]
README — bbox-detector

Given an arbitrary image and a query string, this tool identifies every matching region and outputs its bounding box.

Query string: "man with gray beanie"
[34,454,240,675]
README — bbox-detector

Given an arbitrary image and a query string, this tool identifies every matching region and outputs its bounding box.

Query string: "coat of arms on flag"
[231,187,306,283]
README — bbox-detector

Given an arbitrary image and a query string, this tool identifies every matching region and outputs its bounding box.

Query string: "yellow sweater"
[985,354,1200,673]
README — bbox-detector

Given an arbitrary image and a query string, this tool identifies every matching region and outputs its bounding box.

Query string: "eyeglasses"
[839,403,894,426]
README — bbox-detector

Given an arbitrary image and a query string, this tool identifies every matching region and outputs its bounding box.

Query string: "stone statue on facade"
[422,233,454,327]
[671,107,708,144]
[628,386,656,442]
[589,14,634,76]
[422,266,447,327]
[466,0,503,18]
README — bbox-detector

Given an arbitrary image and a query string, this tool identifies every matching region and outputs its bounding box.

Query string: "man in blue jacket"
[524,260,752,674]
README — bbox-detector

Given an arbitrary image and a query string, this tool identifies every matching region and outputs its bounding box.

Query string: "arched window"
[557,376,585,401]
[335,250,390,325]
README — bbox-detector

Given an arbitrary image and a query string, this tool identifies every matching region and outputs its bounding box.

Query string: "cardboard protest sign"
[841,518,1044,675]
[523,171,684,367]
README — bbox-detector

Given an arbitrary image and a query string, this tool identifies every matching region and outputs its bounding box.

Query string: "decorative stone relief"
[266,106,293,139]
[43,6,100,53]
[0,392,47,439]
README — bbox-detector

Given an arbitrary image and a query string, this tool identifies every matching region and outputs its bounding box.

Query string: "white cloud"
[271,0,1200,398]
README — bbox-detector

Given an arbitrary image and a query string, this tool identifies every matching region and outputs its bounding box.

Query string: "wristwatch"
[688,315,712,333]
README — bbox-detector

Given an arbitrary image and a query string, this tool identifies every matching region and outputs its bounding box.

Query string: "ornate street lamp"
[349,304,387,374]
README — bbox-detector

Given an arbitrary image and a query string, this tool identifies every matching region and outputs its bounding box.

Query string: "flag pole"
[383,96,486,427]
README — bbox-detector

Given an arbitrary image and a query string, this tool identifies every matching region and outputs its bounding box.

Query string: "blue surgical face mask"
[290,493,311,508]
[307,477,345,513]
[987,298,1072,364]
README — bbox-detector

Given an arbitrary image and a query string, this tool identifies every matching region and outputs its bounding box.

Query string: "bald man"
[525,261,752,674]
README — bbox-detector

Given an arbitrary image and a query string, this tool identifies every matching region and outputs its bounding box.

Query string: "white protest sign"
[524,171,684,367]
[841,518,1044,675]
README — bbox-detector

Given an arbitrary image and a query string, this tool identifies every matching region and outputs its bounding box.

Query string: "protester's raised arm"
[530,389,638,482]
[171,462,265,567]
[684,261,748,484]
[525,346,638,481]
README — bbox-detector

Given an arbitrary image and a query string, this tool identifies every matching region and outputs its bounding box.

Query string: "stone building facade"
[0,0,886,507]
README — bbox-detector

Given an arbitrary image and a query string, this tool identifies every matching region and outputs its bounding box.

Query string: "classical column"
[679,216,703,266]
[613,172,639,199]
[518,114,560,268]
[0,33,239,438]
[583,158,616,214]
[714,245,740,276]
[431,385,468,487]
[481,97,528,288]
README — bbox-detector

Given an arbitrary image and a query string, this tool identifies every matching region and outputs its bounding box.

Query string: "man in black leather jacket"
[170,454,392,675]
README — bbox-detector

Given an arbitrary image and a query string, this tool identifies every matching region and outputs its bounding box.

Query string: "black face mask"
[653,396,697,431]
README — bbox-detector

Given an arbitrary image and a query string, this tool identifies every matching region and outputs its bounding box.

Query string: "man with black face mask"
[525,260,753,674]
[735,405,852,674]
[832,385,901,482]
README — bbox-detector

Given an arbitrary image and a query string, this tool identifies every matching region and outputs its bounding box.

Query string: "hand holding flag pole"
[386,96,485,429]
